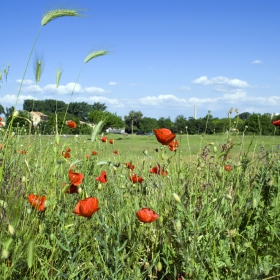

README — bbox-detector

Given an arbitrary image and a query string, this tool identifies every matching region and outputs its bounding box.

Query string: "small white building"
[30,111,48,126]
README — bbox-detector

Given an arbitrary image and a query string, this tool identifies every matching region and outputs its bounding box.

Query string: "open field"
[1,132,280,279]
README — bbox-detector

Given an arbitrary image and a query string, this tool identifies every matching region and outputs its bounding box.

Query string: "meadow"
[1,130,280,279]
[1,5,280,280]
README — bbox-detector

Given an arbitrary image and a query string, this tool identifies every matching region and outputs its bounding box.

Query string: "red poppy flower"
[154,128,176,145]
[125,163,135,171]
[101,136,108,142]
[272,120,280,126]
[113,150,119,155]
[62,151,71,158]
[0,123,3,127]
[92,150,98,155]
[0,117,2,121]
[95,171,107,183]
[73,197,100,218]
[168,139,179,151]
[66,184,79,194]
[68,170,84,186]
[224,165,233,171]
[27,194,47,211]
[130,174,144,184]
[67,120,77,129]
[109,139,114,144]
[136,207,159,223]
[66,147,71,152]
[86,154,90,159]
[150,165,168,176]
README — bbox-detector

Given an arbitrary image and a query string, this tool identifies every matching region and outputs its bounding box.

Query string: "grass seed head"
[56,68,63,88]
[41,9,84,26]
[84,50,108,64]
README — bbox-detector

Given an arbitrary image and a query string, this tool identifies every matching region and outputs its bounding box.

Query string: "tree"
[124,110,143,133]
[91,102,107,111]
[4,106,14,119]
[139,117,158,133]
[0,104,4,115]
[157,117,174,130]
[173,115,187,133]
[239,112,251,120]
[88,110,124,131]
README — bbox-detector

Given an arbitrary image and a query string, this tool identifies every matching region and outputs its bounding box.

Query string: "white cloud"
[21,84,43,93]
[76,96,124,108]
[192,76,249,87]
[84,86,108,94]
[179,86,191,91]
[16,79,34,85]
[252,60,262,64]
[0,94,35,108]
[139,94,188,106]
[109,81,117,86]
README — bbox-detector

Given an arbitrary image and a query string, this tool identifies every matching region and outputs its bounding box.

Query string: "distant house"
[30,111,48,126]
[106,127,125,134]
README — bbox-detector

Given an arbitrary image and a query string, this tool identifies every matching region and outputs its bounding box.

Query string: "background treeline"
[0,100,279,135]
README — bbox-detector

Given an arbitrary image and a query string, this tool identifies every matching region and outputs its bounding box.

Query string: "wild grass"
[1,4,280,279]
[0,132,280,279]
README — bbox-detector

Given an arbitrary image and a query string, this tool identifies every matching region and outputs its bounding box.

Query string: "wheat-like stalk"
[34,55,44,84]
[84,50,108,64]
[41,9,84,26]
[56,67,63,88]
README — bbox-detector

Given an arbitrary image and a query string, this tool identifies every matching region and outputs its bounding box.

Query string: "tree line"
[0,100,279,135]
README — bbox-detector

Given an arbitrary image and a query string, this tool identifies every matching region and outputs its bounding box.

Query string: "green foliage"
[88,110,124,131]
[139,117,158,133]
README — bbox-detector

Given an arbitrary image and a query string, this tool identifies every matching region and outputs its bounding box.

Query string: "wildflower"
[150,165,168,176]
[86,154,90,159]
[130,174,144,183]
[101,136,107,142]
[66,147,71,152]
[91,150,98,155]
[0,122,3,127]
[113,150,119,155]
[168,139,179,151]
[62,151,71,158]
[73,197,100,218]
[109,139,114,144]
[136,208,159,223]
[225,165,233,171]
[27,194,47,211]
[272,120,280,126]
[67,120,77,128]
[125,163,135,171]
[95,171,107,183]
[154,128,176,145]
[68,170,84,186]
[66,184,79,194]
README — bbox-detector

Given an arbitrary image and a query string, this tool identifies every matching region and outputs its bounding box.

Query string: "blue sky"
[1,0,280,120]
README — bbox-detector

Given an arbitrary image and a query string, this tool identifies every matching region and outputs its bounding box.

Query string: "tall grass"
[1,4,280,280]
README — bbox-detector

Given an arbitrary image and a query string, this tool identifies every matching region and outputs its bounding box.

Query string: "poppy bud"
[98,184,102,190]
[175,219,182,232]
[173,193,181,203]
[22,176,26,183]
[8,224,15,236]
[13,111,19,117]
[156,261,163,271]
[225,194,232,200]
[1,249,10,259]
[78,187,82,194]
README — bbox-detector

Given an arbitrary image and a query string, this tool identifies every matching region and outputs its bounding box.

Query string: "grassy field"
[0,131,280,279]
